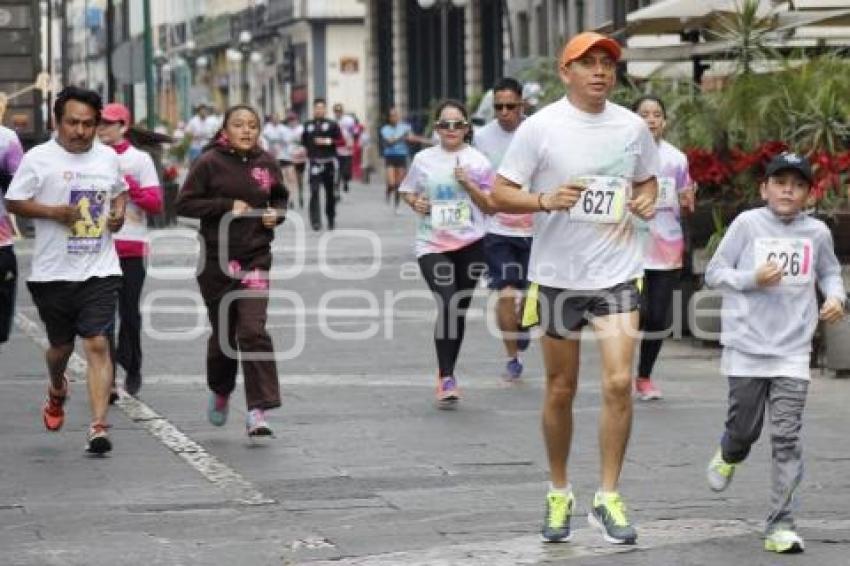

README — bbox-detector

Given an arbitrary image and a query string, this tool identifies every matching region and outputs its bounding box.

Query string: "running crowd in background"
[0,28,846,558]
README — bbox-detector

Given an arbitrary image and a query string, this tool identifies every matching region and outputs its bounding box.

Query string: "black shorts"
[384,155,408,168]
[337,155,353,180]
[27,276,121,346]
[483,233,532,290]
[537,280,641,339]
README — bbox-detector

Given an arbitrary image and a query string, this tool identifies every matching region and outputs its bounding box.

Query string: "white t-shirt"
[115,145,160,243]
[499,97,660,290]
[399,144,493,257]
[473,120,534,238]
[262,123,287,161]
[636,140,692,270]
[5,139,127,282]
[186,115,219,150]
[280,123,306,162]
[336,114,357,157]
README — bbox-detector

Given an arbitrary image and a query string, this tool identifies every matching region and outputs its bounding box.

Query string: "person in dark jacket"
[175,104,288,438]
[301,98,341,231]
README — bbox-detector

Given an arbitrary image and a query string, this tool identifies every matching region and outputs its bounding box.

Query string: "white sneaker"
[246,409,273,437]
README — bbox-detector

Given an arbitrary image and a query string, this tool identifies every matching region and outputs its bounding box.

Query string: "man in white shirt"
[473,77,533,380]
[185,103,219,163]
[6,86,127,454]
[493,32,659,545]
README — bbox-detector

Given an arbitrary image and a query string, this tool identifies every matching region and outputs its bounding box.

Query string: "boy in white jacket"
[704,152,846,554]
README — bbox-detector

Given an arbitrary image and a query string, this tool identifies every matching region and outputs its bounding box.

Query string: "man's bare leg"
[591,311,639,491]
[82,335,112,424]
[541,335,581,488]
[497,286,520,358]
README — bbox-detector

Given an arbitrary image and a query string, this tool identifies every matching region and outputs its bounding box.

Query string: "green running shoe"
[707,449,736,492]
[541,490,574,543]
[765,529,804,553]
[588,491,637,545]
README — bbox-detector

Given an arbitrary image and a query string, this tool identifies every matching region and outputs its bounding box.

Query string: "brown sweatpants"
[206,291,281,410]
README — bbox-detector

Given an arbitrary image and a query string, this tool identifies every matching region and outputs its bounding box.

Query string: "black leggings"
[110,256,146,378]
[417,240,486,378]
[0,246,16,344]
[638,269,681,378]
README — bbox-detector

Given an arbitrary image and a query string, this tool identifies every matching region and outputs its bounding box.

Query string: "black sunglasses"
[436,119,469,131]
[493,103,520,111]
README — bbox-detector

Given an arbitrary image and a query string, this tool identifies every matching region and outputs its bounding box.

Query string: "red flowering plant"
[808,150,850,215]
[686,141,789,207]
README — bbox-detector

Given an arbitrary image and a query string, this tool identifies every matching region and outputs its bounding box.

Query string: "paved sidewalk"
[2,180,850,565]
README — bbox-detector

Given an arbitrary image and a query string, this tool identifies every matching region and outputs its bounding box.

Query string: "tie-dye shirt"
[499,97,659,290]
[473,120,534,237]
[637,140,692,270]
[0,126,24,248]
[399,144,493,257]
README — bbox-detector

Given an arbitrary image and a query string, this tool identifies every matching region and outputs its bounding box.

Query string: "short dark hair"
[54,86,103,124]
[631,95,667,119]
[493,77,522,98]
[313,98,326,106]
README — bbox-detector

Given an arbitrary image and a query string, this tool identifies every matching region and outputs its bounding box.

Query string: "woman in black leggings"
[399,100,496,408]
[632,95,695,400]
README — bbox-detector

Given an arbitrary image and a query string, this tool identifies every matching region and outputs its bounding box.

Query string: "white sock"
[549,482,572,495]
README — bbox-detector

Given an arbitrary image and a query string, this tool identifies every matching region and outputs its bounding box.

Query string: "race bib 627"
[569,176,628,224]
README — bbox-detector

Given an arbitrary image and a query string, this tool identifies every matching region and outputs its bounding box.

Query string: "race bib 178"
[431,200,473,231]
[569,176,628,224]
[656,177,678,209]
[753,237,813,286]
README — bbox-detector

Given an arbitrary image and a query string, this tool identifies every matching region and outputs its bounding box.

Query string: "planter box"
[824,317,850,376]
[688,288,723,343]
[821,211,850,263]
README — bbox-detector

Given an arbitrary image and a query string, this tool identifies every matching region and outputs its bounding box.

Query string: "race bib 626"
[753,237,813,286]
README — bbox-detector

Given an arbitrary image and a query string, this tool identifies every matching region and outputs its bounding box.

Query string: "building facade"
[364,0,506,137]
[53,0,366,128]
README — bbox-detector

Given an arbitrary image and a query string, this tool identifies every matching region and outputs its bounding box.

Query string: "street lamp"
[416,0,468,98]
[153,49,168,123]
[238,30,253,105]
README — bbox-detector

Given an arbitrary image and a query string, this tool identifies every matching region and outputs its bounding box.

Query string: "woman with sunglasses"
[176,105,288,437]
[399,100,495,407]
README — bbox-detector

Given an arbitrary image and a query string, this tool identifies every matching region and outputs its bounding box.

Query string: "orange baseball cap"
[560,32,622,67]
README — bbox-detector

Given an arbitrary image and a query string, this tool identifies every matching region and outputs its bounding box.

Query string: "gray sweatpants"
[720,376,808,534]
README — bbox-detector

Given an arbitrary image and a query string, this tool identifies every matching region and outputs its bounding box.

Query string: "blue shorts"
[483,233,532,290]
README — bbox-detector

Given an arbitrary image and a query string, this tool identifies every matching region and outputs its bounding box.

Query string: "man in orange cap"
[492,31,659,545]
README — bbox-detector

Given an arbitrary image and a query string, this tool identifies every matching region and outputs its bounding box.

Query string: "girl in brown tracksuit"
[176,105,288,437]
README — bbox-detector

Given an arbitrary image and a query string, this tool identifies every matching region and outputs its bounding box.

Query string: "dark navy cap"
[765,152,813,184]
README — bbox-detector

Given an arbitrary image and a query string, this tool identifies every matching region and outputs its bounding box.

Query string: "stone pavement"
[1,180,849,565]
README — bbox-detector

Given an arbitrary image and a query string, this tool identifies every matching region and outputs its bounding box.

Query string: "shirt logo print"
[251,167,273,192]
